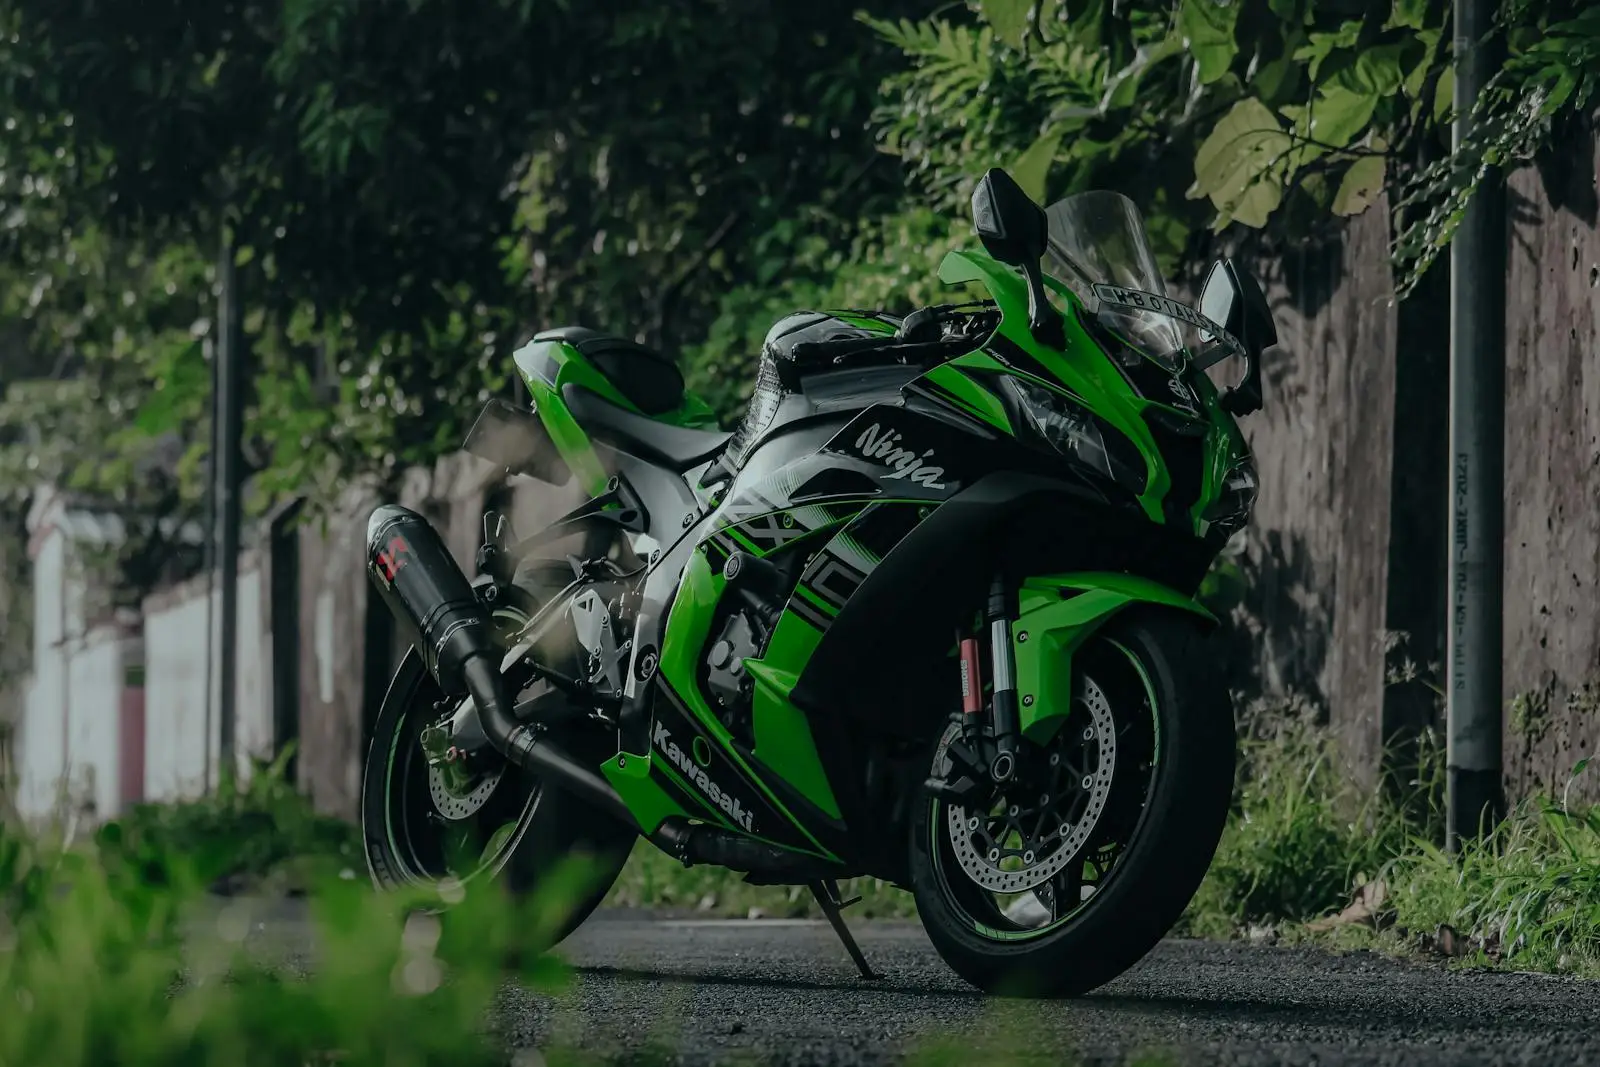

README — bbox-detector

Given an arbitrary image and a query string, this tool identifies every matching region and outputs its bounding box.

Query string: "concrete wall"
[1230,204,1406,783]
[1223,124,1600,806]
[1499,132,1600,805]
[14,515,144,822]
[140,552,271,801]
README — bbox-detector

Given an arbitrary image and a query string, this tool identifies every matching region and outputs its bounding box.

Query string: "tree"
[868,0,1600,293]
[0,0,936,504]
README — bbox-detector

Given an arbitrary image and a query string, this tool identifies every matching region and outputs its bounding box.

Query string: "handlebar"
[786,304,998,366]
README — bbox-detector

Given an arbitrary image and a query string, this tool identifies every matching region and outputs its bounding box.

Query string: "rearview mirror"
[1199,259,1277,416]
[971,168,1048,267]
[971,168,1062,347]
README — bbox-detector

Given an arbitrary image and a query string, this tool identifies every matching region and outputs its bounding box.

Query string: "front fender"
[1013,572,1214,740]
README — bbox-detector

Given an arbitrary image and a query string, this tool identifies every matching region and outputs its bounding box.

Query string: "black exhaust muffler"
[365,504,639,831]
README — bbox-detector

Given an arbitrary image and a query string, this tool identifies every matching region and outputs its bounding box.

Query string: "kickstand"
[809,879,879,981]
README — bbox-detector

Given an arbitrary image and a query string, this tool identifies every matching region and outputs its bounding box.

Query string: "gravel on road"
[221,902,1600,1066]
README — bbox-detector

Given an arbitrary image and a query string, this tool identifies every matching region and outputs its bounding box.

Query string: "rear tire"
[910,608,1234,996]
[360,562,635,948]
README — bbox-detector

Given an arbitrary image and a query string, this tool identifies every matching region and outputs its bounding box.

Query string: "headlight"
[1004,378,1148,494]
[1203,455,1257,539]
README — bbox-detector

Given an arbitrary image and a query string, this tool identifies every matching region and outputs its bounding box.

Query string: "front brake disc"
[945,674,1118,893]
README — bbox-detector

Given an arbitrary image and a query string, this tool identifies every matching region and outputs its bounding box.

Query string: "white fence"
[141,553,272,801]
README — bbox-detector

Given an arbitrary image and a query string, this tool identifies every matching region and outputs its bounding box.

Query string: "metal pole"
[201,335,217,794]
[216,225,245,782]
[1446,0,1506,851]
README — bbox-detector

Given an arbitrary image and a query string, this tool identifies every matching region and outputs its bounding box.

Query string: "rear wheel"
[910,609,1234,996]
[360,563,634,945]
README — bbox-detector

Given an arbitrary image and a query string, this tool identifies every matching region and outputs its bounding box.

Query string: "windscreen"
[1043,191,1209,371]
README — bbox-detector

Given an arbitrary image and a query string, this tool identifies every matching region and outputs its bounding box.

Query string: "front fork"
[931,572,1023,803]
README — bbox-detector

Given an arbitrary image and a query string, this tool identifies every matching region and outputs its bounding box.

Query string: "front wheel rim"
[927,637,1161,942]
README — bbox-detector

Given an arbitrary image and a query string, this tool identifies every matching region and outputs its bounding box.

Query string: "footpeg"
[809,879,879,981]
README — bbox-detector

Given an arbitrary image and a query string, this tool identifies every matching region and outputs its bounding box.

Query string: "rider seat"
[534,325,732,470]
[561,385,732,471]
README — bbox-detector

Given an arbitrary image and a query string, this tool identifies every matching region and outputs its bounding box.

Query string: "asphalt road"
[224,904,1600,1066]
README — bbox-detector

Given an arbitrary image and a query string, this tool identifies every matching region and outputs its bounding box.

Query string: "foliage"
[1392,3,1600,292]
[1384,762,1600,975]
[871,0,1600,296]
[1182,715,1443,937]
[0,0,935,508]
[98,745,360,893]
[0,816,590,1067]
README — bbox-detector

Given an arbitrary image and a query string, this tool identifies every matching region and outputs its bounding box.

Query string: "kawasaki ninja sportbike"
[360,168,1276,996]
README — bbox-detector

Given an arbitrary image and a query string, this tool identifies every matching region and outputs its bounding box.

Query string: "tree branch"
[648,208,743,349]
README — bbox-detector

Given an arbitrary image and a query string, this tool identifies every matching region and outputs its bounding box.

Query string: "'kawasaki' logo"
[653,722,754,832]
[854,423,949,489]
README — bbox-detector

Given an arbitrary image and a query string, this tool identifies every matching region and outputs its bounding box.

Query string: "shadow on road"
[575,963,983,1000]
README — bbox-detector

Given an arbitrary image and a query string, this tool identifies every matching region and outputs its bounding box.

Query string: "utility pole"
[215,223,245,781]
[201,334,217,794]
[1446,0,1507,851]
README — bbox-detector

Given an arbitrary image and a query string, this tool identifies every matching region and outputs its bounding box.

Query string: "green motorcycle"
[360,168,1276,996]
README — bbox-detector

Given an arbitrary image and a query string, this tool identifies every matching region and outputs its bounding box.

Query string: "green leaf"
[1294,21,1362,81]
[1253,55,1301,104]
[1101,37,1184,111]
[1012,129,1062,203]
[1179,0,1240,85]
[981,0,1030,48]
[1402,29,1442,97]
[1332,154,1386,216]
[1433,66,1455,121]
[1387,0,1428,30]
[1190,97,1293,229]
[1308,85,1379,148]
[1328,44,1408,98]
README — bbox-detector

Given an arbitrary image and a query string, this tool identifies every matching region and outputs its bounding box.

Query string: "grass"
[1178,709,1600,978]
[0,813,591,1066]
[91,745,362,896]
[5,710,1600,1065]
[1179,713,1443,940]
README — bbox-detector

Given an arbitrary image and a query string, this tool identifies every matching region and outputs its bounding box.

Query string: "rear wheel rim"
[381,605,541,890]
[927,636,1160,942]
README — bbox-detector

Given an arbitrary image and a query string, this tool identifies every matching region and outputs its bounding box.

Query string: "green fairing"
[935,251,1170,524]
[921,364,1011,431]
[743,608,841,819]
[512,338,722,497]
[1187,367,1249,538]
[657,549,837,857]
[600,752,690,836]
[1010,572,1214,741]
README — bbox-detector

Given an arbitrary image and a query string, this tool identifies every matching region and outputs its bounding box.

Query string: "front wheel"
[360,565,635,946]
[910,609,1235,997]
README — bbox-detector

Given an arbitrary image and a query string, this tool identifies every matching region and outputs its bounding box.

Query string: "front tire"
[360,563,635,947]
[910,609,1234,997]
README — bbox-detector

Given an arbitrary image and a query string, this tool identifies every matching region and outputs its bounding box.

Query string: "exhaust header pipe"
[365,505,639,830]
